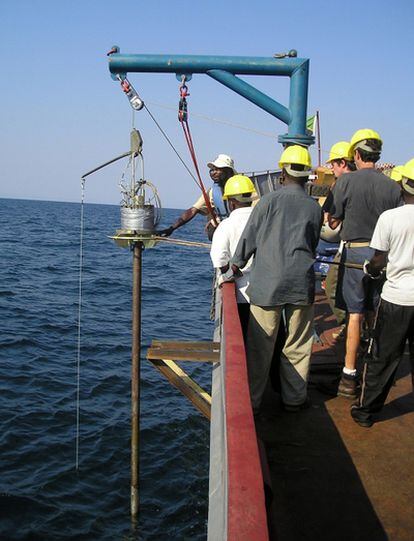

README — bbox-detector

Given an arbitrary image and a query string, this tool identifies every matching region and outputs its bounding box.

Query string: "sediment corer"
[118,76,144,111]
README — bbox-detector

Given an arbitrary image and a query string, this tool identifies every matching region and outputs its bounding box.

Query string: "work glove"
[217,269,235,287]
[363,259,382,280]
[158,226,174,237]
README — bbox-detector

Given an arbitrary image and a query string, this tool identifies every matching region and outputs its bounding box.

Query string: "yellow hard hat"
[389,165,404,182]
[223,175,256,200]
[401,158,414,195]
[349,128,382,155]
[327,141,352,163]
[279,145,312,169]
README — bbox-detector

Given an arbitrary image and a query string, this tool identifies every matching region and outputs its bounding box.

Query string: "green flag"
[306,115,316,133]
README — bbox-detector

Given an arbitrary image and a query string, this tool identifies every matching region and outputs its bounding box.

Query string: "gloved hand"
[158,226,174,237]
[363,259,382,280]
[217,269,235,287]
[231,264,243,278]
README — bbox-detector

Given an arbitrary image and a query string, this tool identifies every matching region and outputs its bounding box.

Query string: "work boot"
[350,404,373,428]
[337,373,359,398]
[317,372,359,398]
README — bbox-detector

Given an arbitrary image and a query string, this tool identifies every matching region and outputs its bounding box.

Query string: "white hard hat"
[207,154,237,174]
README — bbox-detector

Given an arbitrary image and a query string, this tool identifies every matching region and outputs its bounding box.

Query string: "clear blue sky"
[2,0,413,208]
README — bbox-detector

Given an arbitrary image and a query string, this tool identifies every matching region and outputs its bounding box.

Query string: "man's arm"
[365,212,390,277]
[329,179,346,229]
[366,250,387,277]
[159,207,199,237]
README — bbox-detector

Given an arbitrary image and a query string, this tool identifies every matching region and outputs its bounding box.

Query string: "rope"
[75,178,85,470]
[154,236,210,249]
[178,81,218,227]
[316,258,363,270]
[146,100,278,139]
[180,118,218,227]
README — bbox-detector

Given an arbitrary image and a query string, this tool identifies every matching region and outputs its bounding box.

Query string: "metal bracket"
[108,47,314,146]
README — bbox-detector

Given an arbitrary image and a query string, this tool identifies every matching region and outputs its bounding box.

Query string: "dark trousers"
[356,299,414,420]
[237,302,250,343]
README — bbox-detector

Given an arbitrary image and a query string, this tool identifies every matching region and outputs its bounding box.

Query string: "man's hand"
[363,259,382,280]
[231,264,243,278]
[217,271,235,287]
[159,226,174,237]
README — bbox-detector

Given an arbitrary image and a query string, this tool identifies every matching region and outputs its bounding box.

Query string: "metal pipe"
[280,60,311,146]
[108,50,314,146]
[109,53,307,77]
[206,70,291,125]
[131,241,143,523]
[316,110,322,167]
[81,151,131,179]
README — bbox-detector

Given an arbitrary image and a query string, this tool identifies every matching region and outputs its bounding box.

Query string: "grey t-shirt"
[331,168,401,241]
[232,184,322,306]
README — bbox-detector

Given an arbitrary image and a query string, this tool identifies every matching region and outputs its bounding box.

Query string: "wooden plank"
[147,347,219,363]
[151,340,220,351]
[148,358,211,420]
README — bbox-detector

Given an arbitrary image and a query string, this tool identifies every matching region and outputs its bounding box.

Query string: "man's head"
[207,154,237,185]
[349,129,382,168]
[279,145,312,186]
[222,175,256,211]
[401,158,414,203]
[327,141,356,177]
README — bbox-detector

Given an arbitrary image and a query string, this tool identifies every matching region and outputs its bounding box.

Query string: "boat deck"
[257,294,414,541]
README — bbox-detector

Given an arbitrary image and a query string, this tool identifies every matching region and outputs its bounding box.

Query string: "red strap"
[178,82,218,227]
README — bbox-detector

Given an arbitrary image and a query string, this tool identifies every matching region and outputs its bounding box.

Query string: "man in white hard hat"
[160,154,237,239]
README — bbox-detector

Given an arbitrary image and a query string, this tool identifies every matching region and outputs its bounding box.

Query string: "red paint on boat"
[221,283,269,541]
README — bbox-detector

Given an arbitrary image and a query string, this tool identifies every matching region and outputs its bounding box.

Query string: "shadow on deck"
[257,294,414,541]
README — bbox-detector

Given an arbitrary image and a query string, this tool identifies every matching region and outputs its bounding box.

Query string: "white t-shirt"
[370,204,414,306]
[210,207,253,303]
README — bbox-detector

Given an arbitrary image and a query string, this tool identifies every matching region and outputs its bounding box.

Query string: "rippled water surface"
[0,199,214,540]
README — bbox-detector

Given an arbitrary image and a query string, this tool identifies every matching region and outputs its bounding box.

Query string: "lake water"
[0,198,214,540]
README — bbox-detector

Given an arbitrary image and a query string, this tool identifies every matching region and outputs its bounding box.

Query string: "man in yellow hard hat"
[389,165,404,183]
[232,145,322,412]
[210,175,256,336]
[160,154,237,239]
[326,129,401,398]
[322,141,356,327]
[351,158,414,427]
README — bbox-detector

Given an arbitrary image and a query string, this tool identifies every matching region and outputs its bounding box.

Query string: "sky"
[1,0,413,209]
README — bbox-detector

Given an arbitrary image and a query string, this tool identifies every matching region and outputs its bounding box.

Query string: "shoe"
[282,398,311,412]
[337,373,359,399]
[351,405,373,428]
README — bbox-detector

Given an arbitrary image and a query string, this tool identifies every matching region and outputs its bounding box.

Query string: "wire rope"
[146,100,278,139]
[143,104,203,190]
[75,178,86,470]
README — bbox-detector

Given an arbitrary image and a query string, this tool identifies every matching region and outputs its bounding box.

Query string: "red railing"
[221,282,269,541]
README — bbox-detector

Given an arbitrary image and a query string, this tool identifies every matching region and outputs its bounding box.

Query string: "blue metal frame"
[108,48,313,146]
